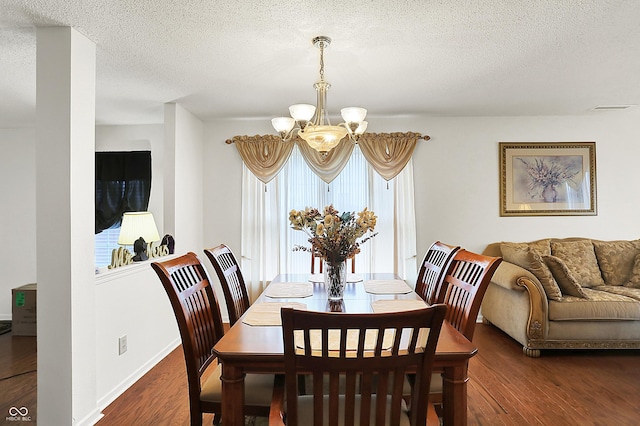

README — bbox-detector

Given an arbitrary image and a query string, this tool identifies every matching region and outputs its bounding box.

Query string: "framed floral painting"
[499,142,597,216]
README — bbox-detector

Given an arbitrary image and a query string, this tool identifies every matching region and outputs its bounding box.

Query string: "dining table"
[212,272,478,426]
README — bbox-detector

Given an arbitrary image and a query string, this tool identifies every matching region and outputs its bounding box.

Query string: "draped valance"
[295,137,354,183]
[231,135,295,183]
[358,132,424,181]
[226,132,429,183]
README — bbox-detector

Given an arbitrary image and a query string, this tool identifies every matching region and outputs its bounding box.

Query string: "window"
[279,145,380,273]
[95,225,121,267]
[240,144,417,301]
[95,151,152,267]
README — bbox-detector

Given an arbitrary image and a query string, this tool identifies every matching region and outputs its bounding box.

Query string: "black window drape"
[95,151,152,234]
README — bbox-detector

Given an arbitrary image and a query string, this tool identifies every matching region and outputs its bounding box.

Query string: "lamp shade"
[271,116,295,133]
[289,104,316,121]
[340,107,367,123]
[355,120,368,134]
[118,212,160,245]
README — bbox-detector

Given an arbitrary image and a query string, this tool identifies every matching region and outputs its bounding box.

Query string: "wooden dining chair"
[151,252,275,426]
[427,249,502,408]
[415,241,461,304]
[204,244,250,326]
[270,305,447,426]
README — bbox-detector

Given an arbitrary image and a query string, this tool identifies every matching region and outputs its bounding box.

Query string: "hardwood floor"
[2,324,639,425]
[466,327,640,425]
[0,333,37,423]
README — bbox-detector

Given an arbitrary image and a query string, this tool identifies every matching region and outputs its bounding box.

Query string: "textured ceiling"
[1,0,640,127]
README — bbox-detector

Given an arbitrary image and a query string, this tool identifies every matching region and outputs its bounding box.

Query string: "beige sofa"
[481,238,640,357]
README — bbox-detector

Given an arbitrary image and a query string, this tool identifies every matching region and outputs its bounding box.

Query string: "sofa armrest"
[515,276,548,343]
[490,261,538,291]
[487,261,549,346]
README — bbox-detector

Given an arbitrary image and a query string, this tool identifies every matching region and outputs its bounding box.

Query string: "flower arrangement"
[518,157,579,196]
[289,205,378,264]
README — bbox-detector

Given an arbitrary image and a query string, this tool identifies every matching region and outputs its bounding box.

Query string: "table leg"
[219,363,245,426]
[441,361,469,426]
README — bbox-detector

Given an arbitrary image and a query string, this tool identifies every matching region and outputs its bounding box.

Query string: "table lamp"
[118,212,160,261]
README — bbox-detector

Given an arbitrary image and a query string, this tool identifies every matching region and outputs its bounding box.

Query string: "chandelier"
[271,36,368,155]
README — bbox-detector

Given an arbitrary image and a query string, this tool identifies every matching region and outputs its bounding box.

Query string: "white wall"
[202,120,271,252]
[0,128,36,320]
[164,104,205,254]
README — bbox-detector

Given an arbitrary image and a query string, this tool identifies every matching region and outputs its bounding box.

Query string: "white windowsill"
[94,254,178,285]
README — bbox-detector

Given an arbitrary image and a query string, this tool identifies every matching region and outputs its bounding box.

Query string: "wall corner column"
[36,26,99,425]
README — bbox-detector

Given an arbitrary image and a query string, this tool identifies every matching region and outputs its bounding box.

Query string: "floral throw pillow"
[625,253,640,289]
[501,243,563,301]
[550,240,605,288]
[527,239,552,256]
[592,240,640,286]
[543,255,590,299]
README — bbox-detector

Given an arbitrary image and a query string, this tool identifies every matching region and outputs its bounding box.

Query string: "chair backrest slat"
[204,244,250,326]
[415,241,460,304]
[441,249,502,339]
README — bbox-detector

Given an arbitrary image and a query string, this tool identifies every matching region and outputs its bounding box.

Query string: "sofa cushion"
[597,285,640,302]
[550,240,605,287]
[500,243,562,300]
[527,239,552,256]
[548,288,640,321]
[543,255,589,299]
[592,240,640,286]
[625,253,640,289]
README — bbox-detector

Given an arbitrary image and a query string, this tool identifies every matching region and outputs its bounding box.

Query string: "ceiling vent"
[592,105,636,111]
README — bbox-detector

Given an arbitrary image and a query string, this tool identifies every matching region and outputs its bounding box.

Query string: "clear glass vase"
[324,260,347,301]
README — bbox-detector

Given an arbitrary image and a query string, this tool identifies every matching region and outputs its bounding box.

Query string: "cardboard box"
[12,283,37,336]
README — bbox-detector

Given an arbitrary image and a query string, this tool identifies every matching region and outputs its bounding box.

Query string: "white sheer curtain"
[241,144,417,302]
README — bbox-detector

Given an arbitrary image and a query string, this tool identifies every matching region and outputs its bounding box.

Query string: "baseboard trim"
[95,338,181,416]
[75,408,104,426]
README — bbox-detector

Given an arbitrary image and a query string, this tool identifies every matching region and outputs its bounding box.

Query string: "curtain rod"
[226,132,430,144]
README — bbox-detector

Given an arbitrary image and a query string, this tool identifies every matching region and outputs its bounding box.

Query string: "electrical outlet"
[118,335,127,355]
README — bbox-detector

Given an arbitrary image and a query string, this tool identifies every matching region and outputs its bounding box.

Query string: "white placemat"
[371,299,429,313]
[309,273,363,283]
[264,282,313,298]
[347,273,363,283]
[364,279,412,294]
[308,273,324,283]
[241,302,306,326]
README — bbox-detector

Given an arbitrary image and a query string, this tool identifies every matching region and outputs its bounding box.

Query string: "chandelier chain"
[319,42,325,81]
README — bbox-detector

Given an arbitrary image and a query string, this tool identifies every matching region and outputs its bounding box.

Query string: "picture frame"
[499,142,597,216]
